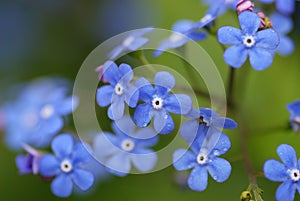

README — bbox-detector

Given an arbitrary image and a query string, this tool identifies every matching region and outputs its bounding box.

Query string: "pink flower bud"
[236,0,255,15]
[95,65,108,83]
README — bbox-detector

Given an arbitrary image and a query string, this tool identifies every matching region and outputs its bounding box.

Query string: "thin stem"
[138,52,156,74]
[227,67,236,109]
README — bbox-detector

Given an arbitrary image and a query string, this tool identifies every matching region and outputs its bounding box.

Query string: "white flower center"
[121,139,135,152]
[22,111,38,128]
[122,36,135,47]
[196,153,207,165]
[169,33,184,43]
[243,36,255,48]
[152,97,163,110]
[40,104,54,119]
[114,83,124,95]
[289,169,300,181]
[60,160,73,173]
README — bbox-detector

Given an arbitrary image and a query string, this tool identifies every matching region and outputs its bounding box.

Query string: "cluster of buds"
[236,0,273,30]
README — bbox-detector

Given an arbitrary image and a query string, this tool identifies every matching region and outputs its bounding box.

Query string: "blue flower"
[270,13,295,56]
[2,78,78,150]
[96,61,139,120]
[108,27,153,60]
[15,144,42,175]
[154,13,215,57]
[133,71,192,134]
[93,116,158,176]
[180,107,237,143]
[39,134,94,197]
[173,128,232,192]
[264,144,300,201]
[217,11,279,70]
[287,100,300,132]
[259,0,295,15]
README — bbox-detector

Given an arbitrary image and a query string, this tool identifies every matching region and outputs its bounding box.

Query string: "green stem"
[227,67,236,109]
[139,52,156,74]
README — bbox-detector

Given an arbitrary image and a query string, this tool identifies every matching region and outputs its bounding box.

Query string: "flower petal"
[249,47,274,71]
[103,61,120,85]
[119,63,133,85]
[108,46,125,60]
[134,129,158,146]
[154,71,175,97]
[108,97,125,120]
[276,0,294,15]
[275,180,295,201]
[72,142,92,165]
[96,85,114,107]
[239,11,260,35]
[264,159,288,182]
[172,20,195,33]
[187,166,208,192]
[277,144,297,168]
[154,110,174,134]
[207,157,231,182]
[51,174,73,197]
[134,103,152,127]
[57,96,78,115]
[180,120,198,144]
[210,132,231,156]
[128,37,148,50]
[105,152,131,176]
[212,117,237,129]
[93,133,120,160]
[217,26,242,45]
[51,134,73,159]
[39,154,60,177]
[277,35,295,56]
[270,13,293,34]
[112,116,135,138]
[130,150,157,172]
[164,94,192,115]
[72,169,94,191]
[124,86,139,108]
[224,45,248,68]
[256,29,279,49]
[134,77,154,102]
[173,149,197,171]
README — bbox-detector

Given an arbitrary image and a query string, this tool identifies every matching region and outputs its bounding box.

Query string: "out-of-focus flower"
[258,0,295,15]
[287,100,300,132]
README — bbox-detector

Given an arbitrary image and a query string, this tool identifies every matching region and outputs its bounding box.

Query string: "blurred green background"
[0,0,300,200]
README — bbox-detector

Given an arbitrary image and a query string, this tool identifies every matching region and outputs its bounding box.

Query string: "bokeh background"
[0,0,300,200]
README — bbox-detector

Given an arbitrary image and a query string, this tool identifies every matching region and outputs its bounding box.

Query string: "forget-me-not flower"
[258,0,295,15]
[287,100,300,132]
[218,11,279,70]
[154,13,215,57]
[180,107,237,143]
[108,27,153,60]
[270,12,295,56]
[133,71,192,134]
[264,144,300,201]
[96,61,139,120]
[173,128,232,192]
[93,116,158,176]
[2,78,78,150]
[39,134,94,197]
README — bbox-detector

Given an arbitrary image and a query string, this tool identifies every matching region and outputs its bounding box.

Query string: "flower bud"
[236,0,254,15]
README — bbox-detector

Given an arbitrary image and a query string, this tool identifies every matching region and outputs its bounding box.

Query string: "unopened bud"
[257,11,273,30]
[236,0,254,15]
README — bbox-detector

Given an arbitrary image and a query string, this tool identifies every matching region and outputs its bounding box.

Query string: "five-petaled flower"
[264,144,300,201]
[133,71,192,134]
[173,128,232,192]
[39,134,94,197]
[217,11,279,70]
[287,100,300,132]
[93,116,158,176]
[96,61,139,120]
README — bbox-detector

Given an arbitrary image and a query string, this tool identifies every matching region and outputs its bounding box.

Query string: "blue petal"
[130,150,157,172]
[218,26,242,45]
[277,144,297,168]
[188,32,207,41]
[134,103,152,127]
[207,158,231,182]
[72,142,92,165]
[275,180,295,201]
[276,0,294,15]
[256,29,279,49]
[173,149,197,170]
[164,94,192,115]
[184,107,200,119]
[38,116,63,137]
[39,154,60,177]
[51,134,73,159]
[287,100,300,116]
[16,155,32,174]
[51,174,73,197]
[277,36,294,56]
[187,166,208,192]
[72,169,94,191]
[154,110,174,134]
[96,85,114,107]
[134,77,154,102]
[190,128,207,154]
[154,71,175,97]
[180,120,199,144]
[153,35,189,57]
[112,116,135,138]
[238,11,260,35]
[134,129,158,146]
[264,159,289,182]
[119,63,133,85]
[259,0,274,3]
[249,47,274,70]
[124,86,139,108]
[93,133,120,160]
[172,20,194,33]
[213,117,237,129]
[108,97,124,120]
[105,152,131,176]
[270,13,293,34]
[108,46,125,60]
[57,96,78,115]
[224,45,247,68]
[210,133,231,156]
[128,37,148,50]
[103,61,120,86]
